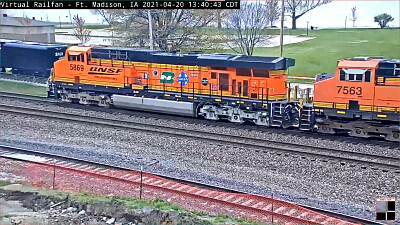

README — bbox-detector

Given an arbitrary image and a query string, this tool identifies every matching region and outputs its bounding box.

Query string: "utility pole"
[345,16,347,29]
[68,10,72,24]
[148,10,154,50]
[279,0,285,57]
[139,164,143,199]
[139,160,159,200]
[307,21,309,36]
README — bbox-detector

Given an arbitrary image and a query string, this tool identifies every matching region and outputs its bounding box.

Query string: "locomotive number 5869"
[70,64,84,71]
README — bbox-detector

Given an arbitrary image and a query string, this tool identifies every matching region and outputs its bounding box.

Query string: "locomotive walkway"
[0,145,369,224]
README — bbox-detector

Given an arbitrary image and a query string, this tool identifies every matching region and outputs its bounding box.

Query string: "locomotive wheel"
[385,132,400,142]
[316,124,335,134]
[79,97,89,105]
[229,114,243,124]
[349,127,369,138]
[98,97,111,108]
[60,93,71,103]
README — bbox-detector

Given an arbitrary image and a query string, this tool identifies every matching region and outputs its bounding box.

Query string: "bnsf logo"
[89,67,123,74]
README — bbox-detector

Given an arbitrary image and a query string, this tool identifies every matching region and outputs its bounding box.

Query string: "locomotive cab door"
[67,51,86,83]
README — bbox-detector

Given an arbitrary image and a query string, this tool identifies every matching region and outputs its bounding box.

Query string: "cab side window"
[67,53,84,62]
[68,54,77,61]
[340,69,371,82]
[87,53,91,63]
[340,70,346,81]
[348,73,362,81]
[364,70,371,82]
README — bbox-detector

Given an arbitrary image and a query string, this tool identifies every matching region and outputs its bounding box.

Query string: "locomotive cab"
[312,57,400,141]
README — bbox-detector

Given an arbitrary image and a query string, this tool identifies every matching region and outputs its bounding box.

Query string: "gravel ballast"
[0,98,399,223]
[1,97,399,158]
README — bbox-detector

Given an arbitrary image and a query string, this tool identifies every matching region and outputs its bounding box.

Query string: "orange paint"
[54,46,288,100]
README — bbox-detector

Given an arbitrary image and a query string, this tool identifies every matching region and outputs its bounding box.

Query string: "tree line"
[70,1,395,55]
[86,0,332,54]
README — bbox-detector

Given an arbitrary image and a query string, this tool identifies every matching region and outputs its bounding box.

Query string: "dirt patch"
[0,197,49,225]
[0,184,235,225]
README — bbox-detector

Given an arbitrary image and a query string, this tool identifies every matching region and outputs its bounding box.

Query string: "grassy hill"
[252,28,400,78]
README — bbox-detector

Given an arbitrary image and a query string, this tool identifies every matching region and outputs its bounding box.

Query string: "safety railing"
[135,80,287,102]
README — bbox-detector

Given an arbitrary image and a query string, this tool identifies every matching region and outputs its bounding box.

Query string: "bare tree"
[114,13,148,48]
[215,10,230,29]
[285,0,331,29]
[92,9,119,45]
[266,0,280,27]
[349,6,357,27]
[72,14,91,44]
[224,1,271,55]
[112,10,215,52]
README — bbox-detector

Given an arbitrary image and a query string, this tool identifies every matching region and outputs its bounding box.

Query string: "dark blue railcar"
[0,41,67,77]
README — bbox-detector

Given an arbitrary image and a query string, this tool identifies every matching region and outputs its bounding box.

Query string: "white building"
[0,14,56,43]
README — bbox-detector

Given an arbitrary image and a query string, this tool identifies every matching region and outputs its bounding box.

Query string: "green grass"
[83,25,110,30]
[251,28,400,78]
[0,181,11,187]
[0,80,47,97]
[55,24,110,30]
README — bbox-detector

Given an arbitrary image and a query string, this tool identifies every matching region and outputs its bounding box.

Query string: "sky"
[3,1,400,29]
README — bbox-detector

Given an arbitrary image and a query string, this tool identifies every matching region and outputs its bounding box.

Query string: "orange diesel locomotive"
[49,46,299,128]
[312,57,400,141]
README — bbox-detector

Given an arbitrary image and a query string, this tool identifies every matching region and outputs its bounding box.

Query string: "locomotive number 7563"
[337,86,362,95]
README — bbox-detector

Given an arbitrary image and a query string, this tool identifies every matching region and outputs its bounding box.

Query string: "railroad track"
[0,144,380,224]
[1,103,399,172]
[0,91,398,148]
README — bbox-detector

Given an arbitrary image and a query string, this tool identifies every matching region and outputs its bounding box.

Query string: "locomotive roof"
[91,46,295,70]
[68,46,92,52]
[339,57,400,68]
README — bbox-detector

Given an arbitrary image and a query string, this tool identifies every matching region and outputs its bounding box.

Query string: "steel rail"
[0,91,398,147]
[0,145,319,224]
[1,103,399,172]
[0,91,54,102]
[0,144,381,225]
